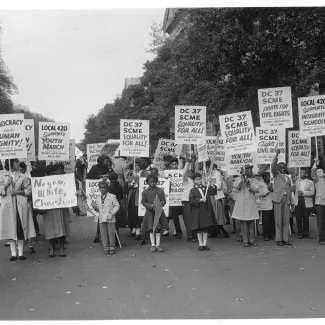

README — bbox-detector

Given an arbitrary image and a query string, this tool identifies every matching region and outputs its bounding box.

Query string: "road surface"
[0,214,325,320]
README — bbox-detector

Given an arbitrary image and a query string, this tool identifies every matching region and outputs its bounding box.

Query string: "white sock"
[155,233,161,247]
[17,240,24,256]
[203,232,208,246]
[197,232,203,246]
[9,240,17,256]
[135,228,141,236]
[149,232,155,246]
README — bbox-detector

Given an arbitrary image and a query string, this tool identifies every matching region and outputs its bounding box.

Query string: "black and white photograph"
[0,0,325,321]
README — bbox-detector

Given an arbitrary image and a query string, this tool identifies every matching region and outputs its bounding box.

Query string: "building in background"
[162,9,191,39]
[124,77,140,89]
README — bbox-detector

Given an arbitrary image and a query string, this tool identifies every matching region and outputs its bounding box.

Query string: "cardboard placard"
[258,86,293,128]
[120,119,150,157]
[31,174,77,209]
[288,131,311,168]
[38,122,70,161]
[298,95,325,137]
[175,106,206,144]
[0,114,27,159]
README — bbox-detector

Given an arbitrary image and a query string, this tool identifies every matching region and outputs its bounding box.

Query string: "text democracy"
[0,119,23,127]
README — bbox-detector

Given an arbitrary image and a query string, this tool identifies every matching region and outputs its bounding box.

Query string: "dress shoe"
[277,241,283,246]
[9,256,17,261]
[221,230,230,238]
[203,246,210,251]
[243,243,249,247]
[18,256,26,260]
[249,242,257,246]
[208,234,217,238]
[304,234,313,239]
[150,246,157,252]
[156,246,164,252]
[237,238,243,242]
[135,235,142,240]
[174,234,182,239]
[282,241,293,247]
[198,246,204,251]
[138,239,146,246]
[319,240,325,245]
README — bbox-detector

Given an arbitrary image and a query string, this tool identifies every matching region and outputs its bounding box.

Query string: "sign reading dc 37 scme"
[120,119,150,157]
[175,106,206,144]
[258,86,293,128]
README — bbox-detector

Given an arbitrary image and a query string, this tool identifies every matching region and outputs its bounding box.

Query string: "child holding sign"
[141,174,169,252]
[189,173,217,251]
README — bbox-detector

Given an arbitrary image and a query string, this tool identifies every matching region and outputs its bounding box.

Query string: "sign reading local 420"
[298,95,325,137]
[258,86,293,128]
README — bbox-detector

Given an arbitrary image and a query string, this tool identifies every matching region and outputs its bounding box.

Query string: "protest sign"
[106,139,120,157]
[175,106,206,144]
[120,119,150,157]
[138,177,170,216]
[0,114,27,159]
[75,145,83,159]
[31,173,77,209]
[225,151,259,175]
[47,139,76,174]
[164,170,183,206]
[86,179,101,219]
[38,122,70,161]
[87,143,105,170]
[197,143,209,162]
[219,111,256,154]
[288,131,311,168]
[206,136,226,170]
[298,95,325,137]
[258,86,293,128]
[256,127,286,164]
[153,139,182,169]
[24,119,35,160]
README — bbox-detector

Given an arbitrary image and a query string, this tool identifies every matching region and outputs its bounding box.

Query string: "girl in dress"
[127,158,149,240]
[141,174,169,252]
[0,159,36,261]
[189,173,217,251]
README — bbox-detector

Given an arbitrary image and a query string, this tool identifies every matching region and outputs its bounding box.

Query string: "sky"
[0,8,165,142]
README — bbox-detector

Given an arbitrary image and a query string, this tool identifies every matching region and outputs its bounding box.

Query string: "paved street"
[1,214,325,320]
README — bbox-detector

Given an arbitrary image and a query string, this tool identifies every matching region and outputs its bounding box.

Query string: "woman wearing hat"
[232,164,260,247]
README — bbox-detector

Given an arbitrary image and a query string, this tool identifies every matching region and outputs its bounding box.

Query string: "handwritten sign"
[31,173,77,209]
[256,127,286,164]
[225,151,259,175]
[38,122,70,161]
[164,170,183,206]
[175,106,206,144]
[258,86,293,128]
[25,119,35,160]
[138,177,170,216]
[206,136,226,171]
[153,139,182,169]
[86,179,100,219]
[288,131,311,168]
[219,111,256,154]
[87,143,105,170]
[120,119,150,157]
[298,95,325,137]
[75,145,83,159]
[0,114,27,159]
[47,139,76,174]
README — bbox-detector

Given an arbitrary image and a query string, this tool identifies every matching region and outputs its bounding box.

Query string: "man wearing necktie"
[271,149,294,247]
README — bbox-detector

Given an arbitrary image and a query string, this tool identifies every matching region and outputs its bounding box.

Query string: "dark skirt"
[127,189,142,228]
[190,202,215,232]
[16,209,25,241]
[141,209,169,234]
[116,199,128,228]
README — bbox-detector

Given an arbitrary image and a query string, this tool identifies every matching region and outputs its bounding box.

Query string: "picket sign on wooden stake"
[315,136,318,159]
[204,131,221,199]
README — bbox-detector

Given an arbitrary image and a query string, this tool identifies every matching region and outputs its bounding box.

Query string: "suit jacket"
[311,164,325,205]
[271,156,292,204]
[293,178,315,208]
[95,193,120,223]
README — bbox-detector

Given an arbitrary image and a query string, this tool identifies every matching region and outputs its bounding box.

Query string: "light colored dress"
[0,170,36,240]
[43,208,70,240]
